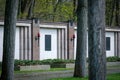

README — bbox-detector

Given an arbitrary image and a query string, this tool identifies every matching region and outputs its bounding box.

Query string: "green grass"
[50,77,88,80]
[0,66,120,74]
[107,73,120,80]
[14,66,120,74]
[0,69,120,80]
[50,73,120,80]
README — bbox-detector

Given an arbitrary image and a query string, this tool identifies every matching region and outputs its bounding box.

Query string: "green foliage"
[87,57,120,62]
[0,0,5,18]
[0,0,74,21]
[33,0,74,22]
[0,0,119,25]
[105,0,112,25]
[14,59,75,66]
[14,59,74,70]
[1,57,119,71]
[105,0,120,26]
[107,57,120,62]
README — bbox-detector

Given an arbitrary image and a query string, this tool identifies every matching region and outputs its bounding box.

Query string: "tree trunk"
[73,0,87,77]
[0,0,18,80]
[18,0,21,17]
[88,0,106,80]
[27,0,35,19]
[110,0,115,26]
[115,0,119,26]
[73,0,77,20]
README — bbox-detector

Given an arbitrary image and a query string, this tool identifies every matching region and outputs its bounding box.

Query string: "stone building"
[0,19,120,61]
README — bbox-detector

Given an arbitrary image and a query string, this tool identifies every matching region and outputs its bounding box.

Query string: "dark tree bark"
[21,0,31,14]
[73,0,77,20]
[18,0,33,19]
[27,0,35,19]
[110,0,115,26]
[18,0,21,17]
[0,0,18,80]
[88,0,106,80]
[105,0,113,26]
[73,0,87,77]
[115,0,119,26]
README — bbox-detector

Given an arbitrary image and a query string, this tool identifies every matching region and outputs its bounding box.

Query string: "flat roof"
[0,21,120,32]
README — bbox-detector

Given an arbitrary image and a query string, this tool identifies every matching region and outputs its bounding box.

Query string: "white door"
[40,28,57,60]
[106,32,114,57]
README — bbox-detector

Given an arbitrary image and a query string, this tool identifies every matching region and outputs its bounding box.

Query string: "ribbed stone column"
[31,18,40,60]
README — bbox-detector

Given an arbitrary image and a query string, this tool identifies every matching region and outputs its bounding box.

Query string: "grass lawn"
[14,65,119,74]
[0,69,120,80]
[107,73,120,80]
[50,73,120,80]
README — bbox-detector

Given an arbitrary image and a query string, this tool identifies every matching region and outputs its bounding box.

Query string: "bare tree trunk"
[110,0,115,26]
[27,0,35,19]
[18,0,21,17]
[115,0,119,26]
[73,0,87,77]
[73,0,77,20]
[0,0,18,80]
[88,0,106,80]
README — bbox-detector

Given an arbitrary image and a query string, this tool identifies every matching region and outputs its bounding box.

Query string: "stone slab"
[20,65,50,71]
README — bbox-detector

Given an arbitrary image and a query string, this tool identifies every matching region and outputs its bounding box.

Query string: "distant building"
[0,20,120,61]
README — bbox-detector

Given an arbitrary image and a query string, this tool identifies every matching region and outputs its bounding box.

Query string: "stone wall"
[31,19,40,60]
[67,21,75,59]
